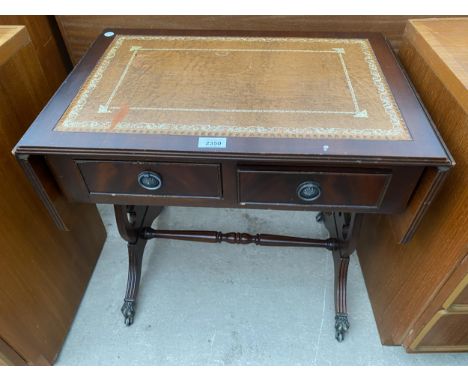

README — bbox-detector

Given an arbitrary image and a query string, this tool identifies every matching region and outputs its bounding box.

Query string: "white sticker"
[198,137,227,149]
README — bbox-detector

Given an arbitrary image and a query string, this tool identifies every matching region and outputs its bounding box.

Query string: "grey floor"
[55,205,468,365]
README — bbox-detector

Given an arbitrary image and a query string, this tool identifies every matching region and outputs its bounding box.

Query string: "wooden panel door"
[55,16,449,64]
[0,22,106,365]
[356,18,468,350]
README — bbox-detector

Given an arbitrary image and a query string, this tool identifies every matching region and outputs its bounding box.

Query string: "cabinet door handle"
[297,181,321,201]
[137,171,162,191]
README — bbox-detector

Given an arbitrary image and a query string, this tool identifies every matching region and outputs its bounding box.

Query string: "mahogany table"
[14,29,453,342]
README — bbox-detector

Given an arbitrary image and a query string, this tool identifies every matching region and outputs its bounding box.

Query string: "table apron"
[45,155,424,215]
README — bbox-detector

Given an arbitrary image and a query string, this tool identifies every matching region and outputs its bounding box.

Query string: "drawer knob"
[137,171,162,191]
[297,181,321,202]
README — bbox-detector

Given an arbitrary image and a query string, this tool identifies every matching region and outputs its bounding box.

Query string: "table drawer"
[410,311,468,351]
[452,284,468,307]
[238,168,391,208]
[443,274,468,311]
[77,160,222,198]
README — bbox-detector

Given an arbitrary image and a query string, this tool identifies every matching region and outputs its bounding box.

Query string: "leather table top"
[55,35,411,141]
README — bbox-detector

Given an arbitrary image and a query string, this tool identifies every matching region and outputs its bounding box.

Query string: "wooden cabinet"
[357,18,468,352]
[55,16,449,65]
[0,22,106,365]
[0,16,71,93]
[410,259,468,352]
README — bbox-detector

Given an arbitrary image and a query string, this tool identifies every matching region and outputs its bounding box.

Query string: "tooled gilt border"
[58,36,411,141]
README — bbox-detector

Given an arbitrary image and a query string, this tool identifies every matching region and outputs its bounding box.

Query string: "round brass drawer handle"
[137,171,162,191]
[297,181,321,202]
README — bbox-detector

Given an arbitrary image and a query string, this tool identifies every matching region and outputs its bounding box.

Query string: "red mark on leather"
[110,104,129,130]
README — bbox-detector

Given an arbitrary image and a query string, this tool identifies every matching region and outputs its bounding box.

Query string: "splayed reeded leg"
[320,211,362,342]
[114,205,163,326]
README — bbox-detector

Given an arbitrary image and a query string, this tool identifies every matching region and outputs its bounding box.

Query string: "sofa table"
[14,29,453,342]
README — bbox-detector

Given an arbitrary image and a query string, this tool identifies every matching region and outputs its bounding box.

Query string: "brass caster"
[335,314,350,342]
[121,300,136,326]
